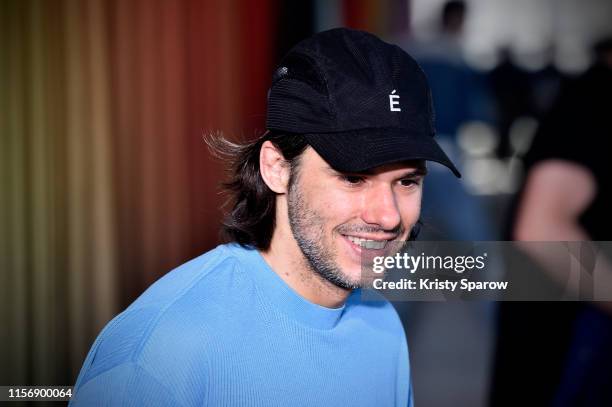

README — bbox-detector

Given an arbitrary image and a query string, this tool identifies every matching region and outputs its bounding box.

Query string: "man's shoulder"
[77,244,257,385]
[129,243,252,308]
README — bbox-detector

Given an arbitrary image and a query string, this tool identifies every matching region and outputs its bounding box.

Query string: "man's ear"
[260,140,290,194]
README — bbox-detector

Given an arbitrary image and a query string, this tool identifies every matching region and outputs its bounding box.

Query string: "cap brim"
[303,129,461,178]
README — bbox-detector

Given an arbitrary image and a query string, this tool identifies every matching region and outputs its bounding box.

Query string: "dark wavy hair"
[208,131,421,250]
[207,131,308,250]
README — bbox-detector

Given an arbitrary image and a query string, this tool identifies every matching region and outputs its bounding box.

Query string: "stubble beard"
[287,180,362,291]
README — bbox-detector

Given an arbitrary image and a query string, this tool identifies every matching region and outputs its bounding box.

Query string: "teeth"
[346,236,387,249]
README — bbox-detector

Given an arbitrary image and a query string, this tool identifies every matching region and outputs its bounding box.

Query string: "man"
[70,28,460,406]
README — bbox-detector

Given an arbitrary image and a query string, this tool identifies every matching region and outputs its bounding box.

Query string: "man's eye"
[399,178,419,187]
[342,175,364,185]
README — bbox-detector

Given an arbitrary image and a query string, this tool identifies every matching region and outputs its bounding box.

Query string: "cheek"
[399,192,422,226]
[307,183,359,225]
[321,200,356,235]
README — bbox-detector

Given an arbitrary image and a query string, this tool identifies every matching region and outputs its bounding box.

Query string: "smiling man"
[71,28,459,407]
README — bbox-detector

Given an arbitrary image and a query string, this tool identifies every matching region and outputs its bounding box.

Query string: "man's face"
[287,147,424,289]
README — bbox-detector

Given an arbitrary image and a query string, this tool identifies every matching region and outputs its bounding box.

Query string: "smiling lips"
[345,235,391,250]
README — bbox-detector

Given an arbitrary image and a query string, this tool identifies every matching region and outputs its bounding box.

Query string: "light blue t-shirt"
[71,244,413,406]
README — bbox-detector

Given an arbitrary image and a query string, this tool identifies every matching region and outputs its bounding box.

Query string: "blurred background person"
[488,47,534,159]
[407,1,493,143]
[490,36,612,407]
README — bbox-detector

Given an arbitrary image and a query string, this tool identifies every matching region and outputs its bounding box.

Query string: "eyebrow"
[396,167,428,178]
[325,166,428,177]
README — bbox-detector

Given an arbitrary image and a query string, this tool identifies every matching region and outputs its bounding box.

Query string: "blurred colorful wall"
[0,0,277,385]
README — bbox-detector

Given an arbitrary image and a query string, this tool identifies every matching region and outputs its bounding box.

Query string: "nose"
[361,184,401,231]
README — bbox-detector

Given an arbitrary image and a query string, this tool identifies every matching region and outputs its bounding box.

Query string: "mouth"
[340,233,403,274]
[342,235,394,250]
[346,236,388,250]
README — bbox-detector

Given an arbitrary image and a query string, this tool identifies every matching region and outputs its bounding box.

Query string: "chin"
[337,262,365,287]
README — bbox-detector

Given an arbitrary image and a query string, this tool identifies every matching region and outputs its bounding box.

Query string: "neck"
[260,218,351,309]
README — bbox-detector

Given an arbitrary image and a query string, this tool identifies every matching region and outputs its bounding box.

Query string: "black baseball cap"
[266,28,461,178]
